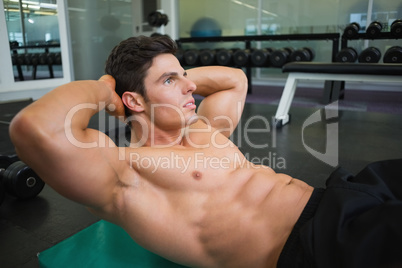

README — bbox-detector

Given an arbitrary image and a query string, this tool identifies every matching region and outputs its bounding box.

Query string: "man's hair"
[104,35,178,118]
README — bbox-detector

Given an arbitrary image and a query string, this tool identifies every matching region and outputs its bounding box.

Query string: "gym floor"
[1,84,402,267]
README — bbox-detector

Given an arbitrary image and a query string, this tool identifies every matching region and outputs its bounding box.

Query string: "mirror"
[3,0,62,82]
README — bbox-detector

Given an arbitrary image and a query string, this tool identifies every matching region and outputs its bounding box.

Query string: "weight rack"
[176,33,341,93]
[341,32,402,48]
[336,24,402,97]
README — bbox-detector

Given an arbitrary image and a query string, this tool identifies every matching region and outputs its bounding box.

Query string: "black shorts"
[278,159,402,268]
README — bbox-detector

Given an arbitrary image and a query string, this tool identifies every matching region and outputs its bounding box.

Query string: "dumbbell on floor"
[0,155,45,204]
[0,156,13,205]
[3,161,45,200]
[383,46,402,63]
[358,47,381,63]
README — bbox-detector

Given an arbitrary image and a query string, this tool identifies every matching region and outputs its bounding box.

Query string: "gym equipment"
[233,49,253,67]
[183,50,200,66]
[0,155,19,205]
[147,11,168,27]
[358,47,381,63]
[190,17,222,37]
[12,53,23,66]
[270,47,294,68]
[174,49,184,65]
[343,22,360,38]
[290,47,315,62]
[383,46,402,64]
[216,49,236,66]
[251,48,273,67]
[38,220,187,267]
[9,40,19,48]
[12,52,62,81]
[335,47,358,63]
[199,49,216,66]
[3,161,45,200]
[0,155,14,171]
[391,19,402,37]
[54,52,62,65]
[274,62,402,127]
[0,156,14,206]
[366,21,383,38]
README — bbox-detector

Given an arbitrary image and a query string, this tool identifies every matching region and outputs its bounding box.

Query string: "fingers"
[106,93,126,120]
[99,75,126,121]
[99,74,116,91]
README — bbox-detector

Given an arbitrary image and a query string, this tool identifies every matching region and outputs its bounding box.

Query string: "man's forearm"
[9,77,123,208]
[9,79,117,161]
[14,80,113,134]
[188,66,247,97]
[185,66,247,137]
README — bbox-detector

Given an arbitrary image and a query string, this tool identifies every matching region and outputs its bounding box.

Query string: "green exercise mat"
[38,220,188,268]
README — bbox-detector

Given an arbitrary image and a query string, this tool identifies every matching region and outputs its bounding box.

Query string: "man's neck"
[130,123,185,148]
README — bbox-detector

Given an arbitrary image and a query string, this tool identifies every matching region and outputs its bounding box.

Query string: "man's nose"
[183,78,196,94]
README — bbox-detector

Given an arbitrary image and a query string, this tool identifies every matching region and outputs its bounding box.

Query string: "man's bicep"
[196,88,246,137]
[25,129,121,208]
[189,66,248,137]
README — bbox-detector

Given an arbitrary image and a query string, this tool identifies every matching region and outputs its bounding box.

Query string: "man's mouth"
[184,99,196,109]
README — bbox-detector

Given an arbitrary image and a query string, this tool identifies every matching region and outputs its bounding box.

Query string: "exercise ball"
[190,17,222,37]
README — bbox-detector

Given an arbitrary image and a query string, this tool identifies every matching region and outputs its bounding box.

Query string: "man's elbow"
[10,112,28,147]
[9,111,51,159]
[233,68,248,95]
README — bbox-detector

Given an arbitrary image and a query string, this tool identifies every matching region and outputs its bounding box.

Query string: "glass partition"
[67,0,134,80]
[4,0,62,82]
[178,0,402,82]
[178,0,401,37]
[0,0,73,101]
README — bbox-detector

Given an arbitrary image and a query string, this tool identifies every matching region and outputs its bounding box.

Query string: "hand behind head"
[99,75,126,121]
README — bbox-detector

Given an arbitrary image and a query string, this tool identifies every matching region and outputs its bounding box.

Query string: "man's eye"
[164,78,173,84]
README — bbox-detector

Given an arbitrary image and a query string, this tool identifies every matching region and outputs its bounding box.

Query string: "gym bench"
[274,62,402,127]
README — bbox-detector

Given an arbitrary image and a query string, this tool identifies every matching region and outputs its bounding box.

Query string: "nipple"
[192,170,202,180]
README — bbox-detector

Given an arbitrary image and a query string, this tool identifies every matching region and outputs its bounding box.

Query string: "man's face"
[143,53,198,130]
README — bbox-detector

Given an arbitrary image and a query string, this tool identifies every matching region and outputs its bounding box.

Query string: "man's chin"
[186,114,199,126]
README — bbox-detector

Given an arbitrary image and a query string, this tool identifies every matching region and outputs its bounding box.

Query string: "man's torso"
[90,125,314,268]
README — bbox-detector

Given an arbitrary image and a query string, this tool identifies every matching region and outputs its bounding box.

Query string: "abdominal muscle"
[106,151,314,268]
[195,166,314,268]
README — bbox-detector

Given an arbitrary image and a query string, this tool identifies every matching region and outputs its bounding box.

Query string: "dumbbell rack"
[177,33,340,93]
[11,43,61,81]
[335,30,402,100]
[341,32,402,48]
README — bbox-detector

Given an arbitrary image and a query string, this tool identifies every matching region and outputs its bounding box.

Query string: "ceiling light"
[34,10,56,15]
[40,3,57,9]
[28,4,40,10]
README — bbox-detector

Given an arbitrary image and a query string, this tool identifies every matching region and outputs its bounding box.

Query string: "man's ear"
[122,91,145,113]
